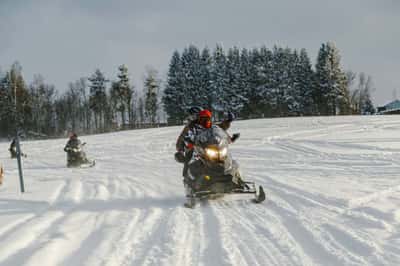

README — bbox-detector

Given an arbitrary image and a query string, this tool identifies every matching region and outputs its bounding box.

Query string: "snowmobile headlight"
[220,147,227,157]
[205,148,219,159]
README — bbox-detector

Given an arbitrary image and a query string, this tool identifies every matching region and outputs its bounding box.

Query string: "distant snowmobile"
[64,142,95,168]
[9,139,27,159]
[183,125,265,208]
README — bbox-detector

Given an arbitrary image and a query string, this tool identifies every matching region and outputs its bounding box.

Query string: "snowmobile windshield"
[195,125,230,148]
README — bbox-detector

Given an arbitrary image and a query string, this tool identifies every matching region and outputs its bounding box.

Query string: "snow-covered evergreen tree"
[144,68,160,125]
[0,62,30,136]
[199,47,212,109]
[28,75,56,135]
[110,65,134,127]
[210,45,229,118]
[269,46,293,116]
[315,42,349,115]
[226,46,248,114]
[294,49,315,115]
[238,48,253,117]
[162,50,185,124]
[89,69,108,132]
[180,45,203,111]
[352,73,375,114]
[242,48,263,117]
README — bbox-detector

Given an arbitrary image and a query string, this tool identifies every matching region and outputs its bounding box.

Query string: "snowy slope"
[1,116,400,266]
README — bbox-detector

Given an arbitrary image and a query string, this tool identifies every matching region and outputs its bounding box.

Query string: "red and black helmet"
[198,109,212,128]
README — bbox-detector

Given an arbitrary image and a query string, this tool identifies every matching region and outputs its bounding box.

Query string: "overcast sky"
[1,0,399,105]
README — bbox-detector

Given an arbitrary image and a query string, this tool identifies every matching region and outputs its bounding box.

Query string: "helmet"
[187,106,203,121]
[189,106,203,116]
[199,109,212,128]
[199,109,212,118]
[224,111,235,122]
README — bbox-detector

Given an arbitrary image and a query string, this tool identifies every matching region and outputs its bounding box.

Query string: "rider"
[175,107,204,178]
[9,139,17,158]
[184,109,245,190]
[64,133,88,166]
[181,109,213,190]
[175,106,203,162]
[8,138,26,158]
[64,133,81,152]
[217,111,240,143]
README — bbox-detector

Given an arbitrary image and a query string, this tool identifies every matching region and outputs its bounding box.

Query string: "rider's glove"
[231,133,240,143]
[174,151,186,163]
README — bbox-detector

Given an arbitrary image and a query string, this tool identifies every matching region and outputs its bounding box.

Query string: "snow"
[1,115,400,266]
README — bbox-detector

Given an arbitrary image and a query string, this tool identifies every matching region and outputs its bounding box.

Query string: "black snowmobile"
[64,143,95,168]
[9,139,27,159]
[183,125,265,208]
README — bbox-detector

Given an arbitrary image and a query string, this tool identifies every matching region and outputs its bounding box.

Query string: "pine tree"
[0,62,30,136]
[137,97,145,125]
[110,65,134,128]
[226,47,248,114]
[210,45,229,117]
[199,47,212,109]
[163,50,185,124]
[356,73,375,114]
[315,42,349,115]
[28,75,56,135]
[180,45,203,111]
[144,68,159,125]
[295,49,315,115]
[241,48,261,117]
[0,72,16,135]
[238,48,252,118]
[89,69,108,132]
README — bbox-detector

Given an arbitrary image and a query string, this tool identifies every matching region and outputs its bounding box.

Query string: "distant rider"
[9,138,26,158]
[64,133,82,152]
[64,133,89,167]
[9,139,17,158]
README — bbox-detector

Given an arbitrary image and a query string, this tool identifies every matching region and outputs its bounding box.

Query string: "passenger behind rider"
[175,106,203,162]
[217,111,240,143]
[64,133,81,152]
[176,109,212,180]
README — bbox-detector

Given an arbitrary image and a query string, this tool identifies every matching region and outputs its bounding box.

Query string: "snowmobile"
[9,141,27,159]
[65,143,95,168]
[183,126,265,208]
[9,147,27,159]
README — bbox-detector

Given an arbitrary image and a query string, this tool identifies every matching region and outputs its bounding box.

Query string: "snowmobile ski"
[184,196,196,208]
[80,160,96,168]
[252,186,266,203]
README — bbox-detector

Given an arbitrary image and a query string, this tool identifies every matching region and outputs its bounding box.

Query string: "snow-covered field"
[1,116,400,266]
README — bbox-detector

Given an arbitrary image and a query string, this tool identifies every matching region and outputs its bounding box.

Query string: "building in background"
[377,99,400,114]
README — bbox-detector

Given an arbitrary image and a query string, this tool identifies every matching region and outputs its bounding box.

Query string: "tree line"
[0,63,161,138]
[0,41,375,138]
[163,42,375,124]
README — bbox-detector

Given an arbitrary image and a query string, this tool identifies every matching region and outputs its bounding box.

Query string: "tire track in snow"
[0,178,72,243]
[199,202,232,266]
[262,183,380,265]
[0,210,65,265]
[74,210,142,266]
[21,212,102,266]
[164,208,203,266]
[213,199,307,266]
[94,208,164,266]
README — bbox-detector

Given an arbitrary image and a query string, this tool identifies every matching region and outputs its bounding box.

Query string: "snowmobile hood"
[195,126,229,148]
